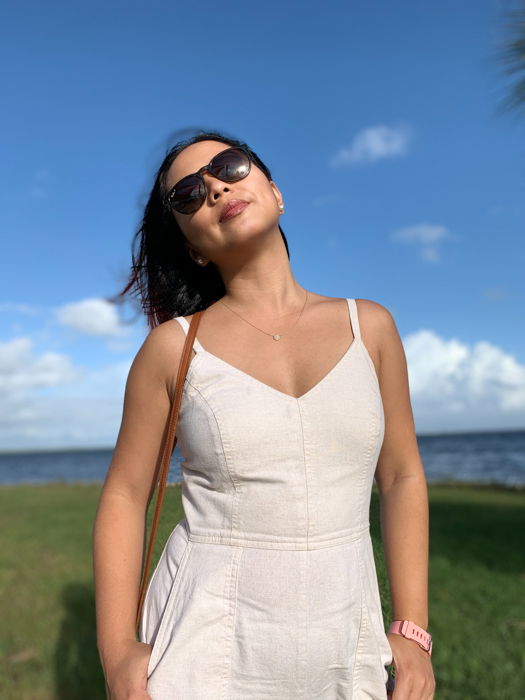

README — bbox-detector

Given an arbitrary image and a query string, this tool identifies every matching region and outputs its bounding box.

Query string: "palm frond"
[495,1,525,116]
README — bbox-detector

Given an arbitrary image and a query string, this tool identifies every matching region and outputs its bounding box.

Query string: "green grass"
[0,482,523,699]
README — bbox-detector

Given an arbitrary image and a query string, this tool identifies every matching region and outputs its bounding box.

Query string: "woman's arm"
[362,300,435,699]
[92,321,185,696]
[374,305,429,628]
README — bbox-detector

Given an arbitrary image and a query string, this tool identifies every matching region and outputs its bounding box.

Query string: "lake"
[0,429,523,487]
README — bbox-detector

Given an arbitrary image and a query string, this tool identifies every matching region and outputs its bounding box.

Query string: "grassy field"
[0,481,523,699]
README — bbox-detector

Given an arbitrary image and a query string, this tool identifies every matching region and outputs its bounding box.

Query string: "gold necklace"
[218,290,309,341]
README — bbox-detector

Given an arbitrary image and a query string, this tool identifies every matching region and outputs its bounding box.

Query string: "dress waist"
[185,521,370,550]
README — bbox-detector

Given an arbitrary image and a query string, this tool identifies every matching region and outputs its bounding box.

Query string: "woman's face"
[164,140,283,266]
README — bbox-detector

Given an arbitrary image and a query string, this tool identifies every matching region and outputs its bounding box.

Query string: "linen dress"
[139,297,393,699]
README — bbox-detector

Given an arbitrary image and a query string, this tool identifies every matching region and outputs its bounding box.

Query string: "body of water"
[0,429,524,487]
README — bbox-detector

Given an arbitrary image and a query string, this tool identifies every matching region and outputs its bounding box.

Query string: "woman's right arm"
[92,322,184,698]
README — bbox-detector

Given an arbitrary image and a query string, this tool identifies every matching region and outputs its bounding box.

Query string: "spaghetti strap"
[347,298,361,341]
[173,316,205,353]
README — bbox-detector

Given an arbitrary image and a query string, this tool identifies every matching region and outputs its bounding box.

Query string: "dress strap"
[173,316,205,353]
[346,298,361,341]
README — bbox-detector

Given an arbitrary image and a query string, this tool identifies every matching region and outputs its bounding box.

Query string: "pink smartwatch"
[388,620,432,655]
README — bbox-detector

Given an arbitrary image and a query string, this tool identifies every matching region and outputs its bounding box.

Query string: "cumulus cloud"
[404,330,525,432]
[0,337,83,394]
[0,394,126,450]
[390,222,456,262]
[330,123,412,167]
[54,297,130,337]
[0,326,523,450]
[0,335,132,450]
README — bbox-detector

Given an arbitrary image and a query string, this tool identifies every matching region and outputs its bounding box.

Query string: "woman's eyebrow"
[172,168,196,186]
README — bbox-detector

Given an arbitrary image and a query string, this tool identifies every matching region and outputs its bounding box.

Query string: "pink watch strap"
[388,620,433,655]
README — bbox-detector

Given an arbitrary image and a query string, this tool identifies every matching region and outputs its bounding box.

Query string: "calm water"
[0,429,524,487]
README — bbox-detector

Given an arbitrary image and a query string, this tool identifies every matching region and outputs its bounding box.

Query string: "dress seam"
[146,539,193,678]
[186,527,370,549]
[221,547,244,699]
[356,404,378,534]
[364,538,386,679]
[183,377,240,537]
[297,403,310,548]
[353,539,367,696]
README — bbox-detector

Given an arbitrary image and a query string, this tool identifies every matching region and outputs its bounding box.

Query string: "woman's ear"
[269,180,284,211]
[185,240,209,267]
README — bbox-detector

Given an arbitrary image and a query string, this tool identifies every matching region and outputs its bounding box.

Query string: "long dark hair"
[108,128,290,330]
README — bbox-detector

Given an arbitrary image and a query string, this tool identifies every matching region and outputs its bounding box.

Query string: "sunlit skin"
[165,140,285,277]
[162,140,378,403]
[93,139,435,699]
[163,139,365,401]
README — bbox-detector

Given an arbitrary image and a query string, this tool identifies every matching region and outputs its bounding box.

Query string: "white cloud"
[0,326,523,450]
[390,222,456,263]
[330,123,412,167]
[0,394,126,449]
[54,297,130,337]
[404,330,525,432]
[0,337,83,393]
[0,335,132,450]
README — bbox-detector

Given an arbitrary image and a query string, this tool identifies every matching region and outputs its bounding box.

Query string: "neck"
[216,233,305,317]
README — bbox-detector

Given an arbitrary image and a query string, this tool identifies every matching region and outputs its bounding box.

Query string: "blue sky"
[1,0,524,450]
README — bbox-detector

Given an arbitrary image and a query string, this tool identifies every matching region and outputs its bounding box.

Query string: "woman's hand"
[104,639,154,700]
[386,632,435,700]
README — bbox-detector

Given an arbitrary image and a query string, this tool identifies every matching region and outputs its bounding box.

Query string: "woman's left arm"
[366,301,436,700]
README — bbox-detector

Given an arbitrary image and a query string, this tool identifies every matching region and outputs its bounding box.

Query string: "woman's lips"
[220,200,249,222]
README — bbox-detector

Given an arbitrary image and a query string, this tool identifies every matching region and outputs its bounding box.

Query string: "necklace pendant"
[273,334,281,341]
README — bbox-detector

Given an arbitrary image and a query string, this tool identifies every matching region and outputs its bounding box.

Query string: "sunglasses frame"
[165,146,252,214]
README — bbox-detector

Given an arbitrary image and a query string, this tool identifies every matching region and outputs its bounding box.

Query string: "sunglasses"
[165,146,252,214]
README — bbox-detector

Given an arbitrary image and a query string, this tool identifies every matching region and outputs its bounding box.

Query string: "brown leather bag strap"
[135,310,204,634]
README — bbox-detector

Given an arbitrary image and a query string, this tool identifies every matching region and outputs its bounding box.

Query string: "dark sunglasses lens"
[168,149,250,214]
[209,149,250,182]
[169,176,206,213]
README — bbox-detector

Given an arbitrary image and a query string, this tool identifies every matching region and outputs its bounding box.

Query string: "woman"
[93,129,435,699]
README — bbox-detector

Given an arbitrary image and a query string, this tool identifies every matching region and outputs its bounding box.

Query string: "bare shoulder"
[140,318,187,359]
[355,298,401,345]
[354,298,401,373]
[354,297,396,332]
[136,318,188,396]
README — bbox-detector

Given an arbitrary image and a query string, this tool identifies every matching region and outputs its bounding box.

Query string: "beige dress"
[139,297,393,698]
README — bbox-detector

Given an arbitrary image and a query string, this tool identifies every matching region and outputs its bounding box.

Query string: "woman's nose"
[203,172,230,200]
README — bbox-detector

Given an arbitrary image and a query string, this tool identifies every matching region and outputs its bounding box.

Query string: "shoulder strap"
[174,315,205,353]
[135,309,204,634]
[347,298,361,340]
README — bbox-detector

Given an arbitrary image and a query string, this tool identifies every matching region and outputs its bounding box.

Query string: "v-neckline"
[191,338,361,402]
